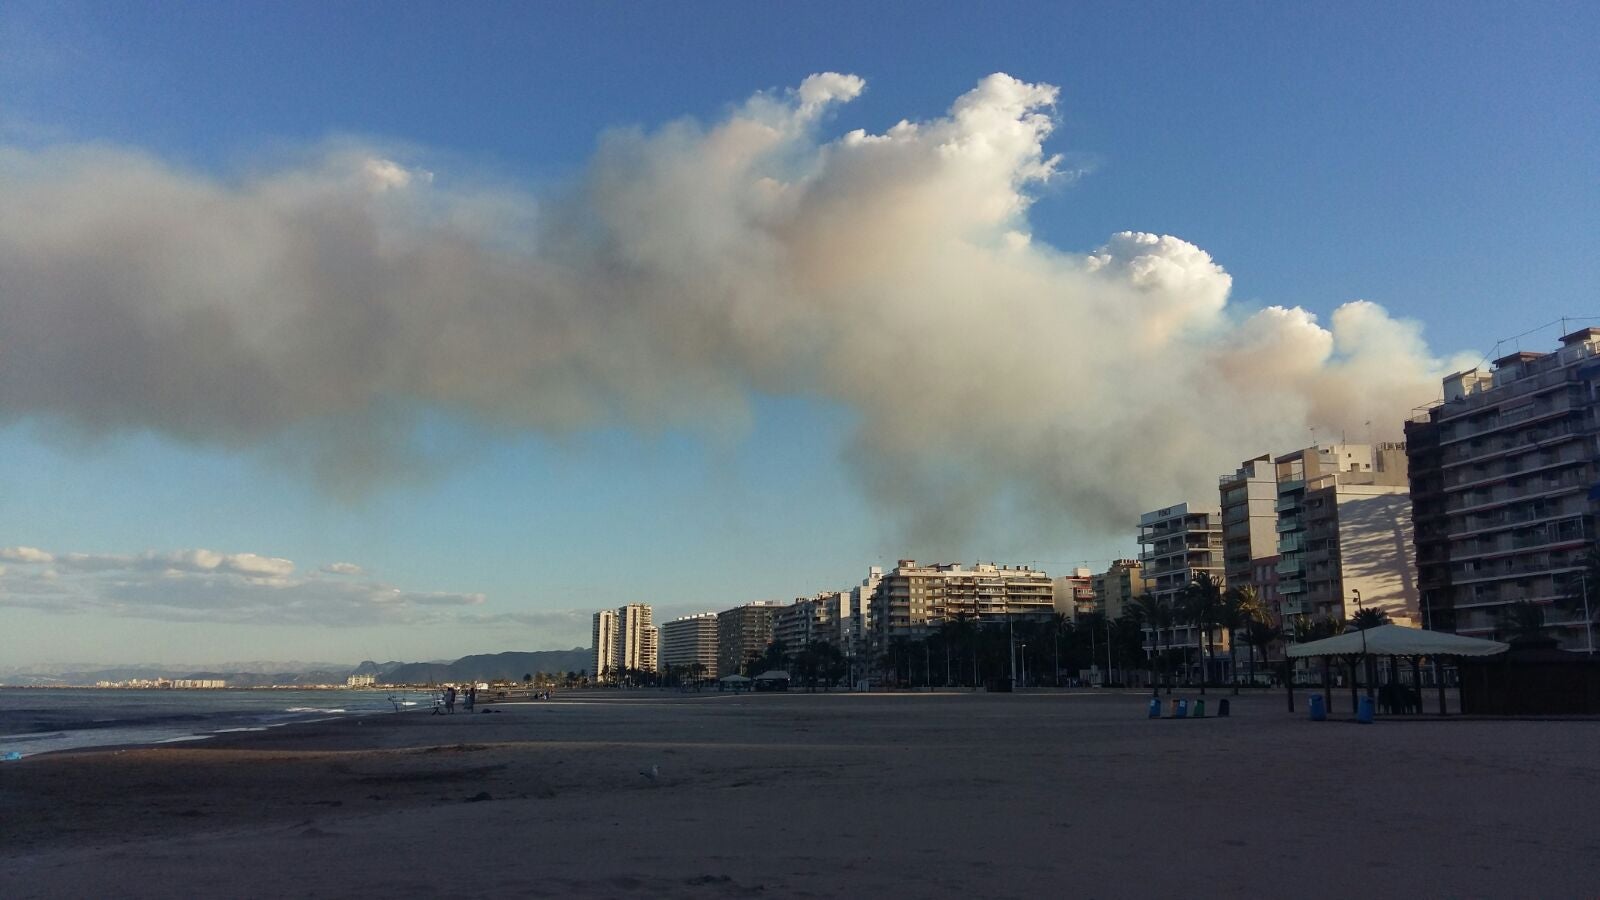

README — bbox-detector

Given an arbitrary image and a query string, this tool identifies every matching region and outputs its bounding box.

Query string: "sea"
[0,687,432,759]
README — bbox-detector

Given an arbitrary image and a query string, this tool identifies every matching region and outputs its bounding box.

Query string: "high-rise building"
[1093,559,1144,620]
[592,604,656,683]
[872,560,1054,644]
[592,609,618,680]
[1219,454,1281,589]
[615,603,658,675]
[660,613,719,679]
[1137,501,1223,662]
[1273,443,1415,624]
[717,601,785,676]
[1405,328,1600,647]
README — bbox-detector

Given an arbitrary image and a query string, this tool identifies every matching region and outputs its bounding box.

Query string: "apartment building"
[1220,454,1281,589]
[773,595,830,654]
[853,566,884,648]
[660,613,718,678]
[872,560,1054,644]
[615,603,658,674]
[1404,328,1600,647]
[592,604,657,682]
[1273,443,1416,624]
[1092,559,1144,620]
[592,609,618,680]
[1052,568,1097,620]
[717,601,786,676]
[1137,502,1224,656]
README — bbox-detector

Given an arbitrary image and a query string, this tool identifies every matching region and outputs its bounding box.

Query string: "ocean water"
[0,688,430,758]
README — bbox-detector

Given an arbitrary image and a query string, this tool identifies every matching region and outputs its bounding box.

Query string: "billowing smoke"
[0,73,1467,544]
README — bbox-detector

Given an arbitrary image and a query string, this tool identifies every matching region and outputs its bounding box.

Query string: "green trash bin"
[1193,699,1206,718]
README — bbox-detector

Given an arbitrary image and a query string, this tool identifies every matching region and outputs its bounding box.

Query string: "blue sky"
[1,2,1596,666]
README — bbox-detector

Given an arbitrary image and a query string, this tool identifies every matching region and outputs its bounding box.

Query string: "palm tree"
[1046,612,1070,686]
[1240,618,1281,687]
[1496,600,1547,641]
[1129,594,1169,696]
[1349,607,1391,630]
[949,614,979,687]
[1217,588,1248,694]
[1183,572,1225,693]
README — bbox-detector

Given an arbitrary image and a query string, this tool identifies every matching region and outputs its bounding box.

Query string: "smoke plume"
[0,74,1467,543]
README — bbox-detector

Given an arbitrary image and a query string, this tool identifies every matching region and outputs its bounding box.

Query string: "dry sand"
[3,690,1598,898]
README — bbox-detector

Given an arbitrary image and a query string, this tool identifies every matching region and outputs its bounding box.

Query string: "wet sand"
[3,690,1598,898]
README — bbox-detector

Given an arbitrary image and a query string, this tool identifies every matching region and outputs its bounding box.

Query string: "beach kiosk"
[752,670,791,692]
[1286,624,1507,716]
[717,674,752,693]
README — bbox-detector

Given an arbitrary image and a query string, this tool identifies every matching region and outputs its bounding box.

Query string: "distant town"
[593,329,1600,693]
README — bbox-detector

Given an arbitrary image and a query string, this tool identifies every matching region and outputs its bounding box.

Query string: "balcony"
[1274,495,1301,513]
[1276,517,1304,533]
[1279,578,1305,595]
[1276,557,1303,576]
[1277,535,1304,554]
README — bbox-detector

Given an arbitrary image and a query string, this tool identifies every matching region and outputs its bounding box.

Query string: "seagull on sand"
[639,764,660,782]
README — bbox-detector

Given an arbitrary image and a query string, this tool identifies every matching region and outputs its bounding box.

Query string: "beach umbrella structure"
[1286,624,1508,716]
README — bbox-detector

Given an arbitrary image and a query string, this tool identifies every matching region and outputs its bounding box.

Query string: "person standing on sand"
[464,686,476,712]
[445,686,457,714]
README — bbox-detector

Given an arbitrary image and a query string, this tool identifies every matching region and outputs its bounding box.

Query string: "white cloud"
[320,562,364,576]
[0,546,481,626]
[0,73,1464,547]
[1,546,54,563]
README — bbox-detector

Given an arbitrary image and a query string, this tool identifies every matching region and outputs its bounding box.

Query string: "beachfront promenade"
[5,690,1599,898]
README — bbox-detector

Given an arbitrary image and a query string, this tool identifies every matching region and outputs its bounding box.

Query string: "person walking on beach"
[464,686,476,712]
[445,686,457,714]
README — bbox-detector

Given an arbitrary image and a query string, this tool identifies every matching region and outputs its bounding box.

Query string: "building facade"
[1052,568,1097,620]
[871,560,1055,644]
[615,603,658,675]
[1220,454,1281,589]
[660,613,719,679]
[717,601,785,676]
[592,609,618,681]
[1273,443,1416,624]
[1093,559,1144,621]
[1404,328,1600,648]
[1137,502,1224,658]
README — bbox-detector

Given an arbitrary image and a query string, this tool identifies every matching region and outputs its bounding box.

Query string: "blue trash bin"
[1357,695,1374,724]
[1175,698,1188,718]
[1309,694,1326,721]
[1148,698,1161,718]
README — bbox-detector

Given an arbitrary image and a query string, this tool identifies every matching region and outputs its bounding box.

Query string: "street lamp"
[1582,572,1595,656]
[1353,588,1371,703]
[1020,642,1028,687]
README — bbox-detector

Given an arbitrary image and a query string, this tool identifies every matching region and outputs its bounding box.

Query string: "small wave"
[283,707,346,714]
[0,731,68,743]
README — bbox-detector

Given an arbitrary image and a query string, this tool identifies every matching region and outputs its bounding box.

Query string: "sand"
[3,690,1598,898]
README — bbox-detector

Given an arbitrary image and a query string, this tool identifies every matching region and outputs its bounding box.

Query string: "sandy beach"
[3,690,1598,898]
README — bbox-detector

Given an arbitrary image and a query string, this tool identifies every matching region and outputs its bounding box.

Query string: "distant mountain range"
[0,648,592,687]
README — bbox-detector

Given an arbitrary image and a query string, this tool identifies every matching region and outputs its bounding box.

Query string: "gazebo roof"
[1287,624,1508,659]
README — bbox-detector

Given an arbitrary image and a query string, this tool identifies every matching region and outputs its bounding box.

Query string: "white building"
[660,613,719,679]
[1273,443,1416,625]
[592,609,618,680]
